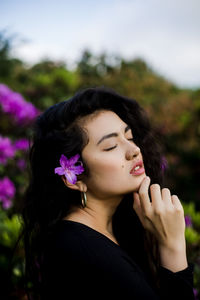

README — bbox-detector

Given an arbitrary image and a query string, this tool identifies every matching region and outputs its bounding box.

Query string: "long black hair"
[20,86,165,299]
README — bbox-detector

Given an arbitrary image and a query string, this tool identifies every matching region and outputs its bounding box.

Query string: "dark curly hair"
[20,86,165,299]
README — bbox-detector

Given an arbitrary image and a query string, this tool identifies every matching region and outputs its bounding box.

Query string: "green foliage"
[0,209,23,248]
[183,202,200,228]
[0,206,25,299]
[182,202,200,296]
[185,227,200,244]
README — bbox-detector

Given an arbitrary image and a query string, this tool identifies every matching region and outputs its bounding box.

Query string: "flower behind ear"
[54,154,84,184]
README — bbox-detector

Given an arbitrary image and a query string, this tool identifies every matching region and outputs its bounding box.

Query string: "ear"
[61,176,87,193]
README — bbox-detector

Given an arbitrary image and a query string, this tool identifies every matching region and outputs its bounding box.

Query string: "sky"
[0,0,200,88]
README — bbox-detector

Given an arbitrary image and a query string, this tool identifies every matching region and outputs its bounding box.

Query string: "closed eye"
[104,138,134,151]
[104,145,117,151]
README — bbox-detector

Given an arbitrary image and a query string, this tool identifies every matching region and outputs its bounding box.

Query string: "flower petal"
[70,165,84,175]
[64,170,77,184]
[60,154,69,168]
[68,154,80,166]
[54,167,65,175]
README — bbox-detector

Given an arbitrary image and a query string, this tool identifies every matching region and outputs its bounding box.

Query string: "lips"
[130,160,145,176]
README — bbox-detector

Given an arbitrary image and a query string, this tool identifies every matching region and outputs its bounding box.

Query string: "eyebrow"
[97,125,131,145]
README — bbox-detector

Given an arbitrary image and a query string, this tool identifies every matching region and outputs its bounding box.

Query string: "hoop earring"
[81,192,87,208]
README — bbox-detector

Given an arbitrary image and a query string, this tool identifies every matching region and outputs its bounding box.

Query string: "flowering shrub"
[0,177,16,209]
[0,84,39,298]
[14,138,29,151]
[0,135,16,165]
[0,84,38,211]
[0,135,31,209]
[0,84,39,125]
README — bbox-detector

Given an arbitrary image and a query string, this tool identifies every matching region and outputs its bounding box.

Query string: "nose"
[125,143,140,160]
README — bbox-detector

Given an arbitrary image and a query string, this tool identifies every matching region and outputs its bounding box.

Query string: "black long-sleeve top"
[41,220,194,300]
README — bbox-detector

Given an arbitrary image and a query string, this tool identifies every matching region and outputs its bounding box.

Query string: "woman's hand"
[133,176,188,271]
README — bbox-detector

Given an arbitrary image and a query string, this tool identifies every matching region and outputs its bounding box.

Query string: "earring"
[81,191,87,208]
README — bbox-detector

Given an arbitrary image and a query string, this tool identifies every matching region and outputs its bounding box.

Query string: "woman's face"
[81,110,147,200]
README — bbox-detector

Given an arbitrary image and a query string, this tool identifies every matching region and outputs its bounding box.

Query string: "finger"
[138,176,151,213]
[171,195,183,212]
[161,188,172,207]
[150,184,163,210]
[133,192,145,225]
[133,192,141,212]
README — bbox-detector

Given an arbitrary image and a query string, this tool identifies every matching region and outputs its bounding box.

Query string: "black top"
[41,220,194,300]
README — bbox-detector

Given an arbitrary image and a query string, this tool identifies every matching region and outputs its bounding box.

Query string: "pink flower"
[0,83,39,125]
[14,138,29,151]
[0,135,16,165]
[54,154,84,184]
[0,177,16,209]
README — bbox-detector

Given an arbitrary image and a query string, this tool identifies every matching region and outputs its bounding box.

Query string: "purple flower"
[14,138,29,151]
[54,154,84,184]
[0,83,39,125]
[0,135,16,165]
[185,215,193,227]
[0,177,15,209]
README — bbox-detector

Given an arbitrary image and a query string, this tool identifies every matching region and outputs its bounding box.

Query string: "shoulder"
[44,220,133,270]
[45,220,115,260]
[46,220,93,255]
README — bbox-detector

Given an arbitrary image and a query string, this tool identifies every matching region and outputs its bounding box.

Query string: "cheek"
[89,157,125,178]
[82,148,126,186]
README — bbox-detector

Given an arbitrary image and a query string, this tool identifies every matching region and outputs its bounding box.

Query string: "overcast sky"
[0,0,200,88]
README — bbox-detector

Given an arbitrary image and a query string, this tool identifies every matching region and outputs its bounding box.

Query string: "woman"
[21,87,194,299]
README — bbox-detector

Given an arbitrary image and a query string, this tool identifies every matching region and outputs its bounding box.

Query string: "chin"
[132,173,147,192]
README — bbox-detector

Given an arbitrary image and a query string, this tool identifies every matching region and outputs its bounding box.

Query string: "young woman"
[21,87,194,299]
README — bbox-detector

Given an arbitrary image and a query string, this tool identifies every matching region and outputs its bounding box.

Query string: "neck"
[64,193,122,240]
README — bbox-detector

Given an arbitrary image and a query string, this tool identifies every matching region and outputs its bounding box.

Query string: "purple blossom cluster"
[0,135,29,165]
[0,135,16,164]
[0,177,15,209]
[0,85,37,210]
[0,83,39,124]
[14,138,29,151]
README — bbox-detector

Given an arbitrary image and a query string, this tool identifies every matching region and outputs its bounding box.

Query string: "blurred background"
[0,0,200,299]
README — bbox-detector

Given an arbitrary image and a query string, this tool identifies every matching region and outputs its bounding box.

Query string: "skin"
[63,110,188,272]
